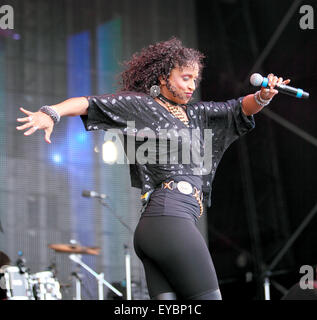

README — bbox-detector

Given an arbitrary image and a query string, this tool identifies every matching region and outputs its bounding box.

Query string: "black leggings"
[134,215,221,300]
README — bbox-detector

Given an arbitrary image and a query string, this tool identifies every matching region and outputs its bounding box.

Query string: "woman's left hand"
[260,73,291,100]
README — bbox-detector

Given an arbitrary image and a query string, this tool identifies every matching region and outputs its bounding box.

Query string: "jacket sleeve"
[204,97,255,150]
[80,92,150,132]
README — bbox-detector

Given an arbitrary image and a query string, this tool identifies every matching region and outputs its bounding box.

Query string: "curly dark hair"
[120,37,205,94]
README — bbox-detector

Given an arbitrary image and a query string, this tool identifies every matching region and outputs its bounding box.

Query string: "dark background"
[196,0,317,299]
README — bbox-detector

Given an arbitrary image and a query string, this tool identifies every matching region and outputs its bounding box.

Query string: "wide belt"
[160,180,204,218]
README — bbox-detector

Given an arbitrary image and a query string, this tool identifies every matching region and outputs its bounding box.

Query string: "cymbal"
[48,243,100,255]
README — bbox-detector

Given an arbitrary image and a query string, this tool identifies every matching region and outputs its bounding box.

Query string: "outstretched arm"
[16,97,89,143]
[242,73,291,116]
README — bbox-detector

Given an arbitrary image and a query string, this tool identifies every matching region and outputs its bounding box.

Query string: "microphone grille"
[250,73,263,87]
[82,190,91,197]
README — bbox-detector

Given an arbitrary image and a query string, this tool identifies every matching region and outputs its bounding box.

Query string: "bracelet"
[254,91,272,107]
[257,90,272,103]
[39,105,60,124]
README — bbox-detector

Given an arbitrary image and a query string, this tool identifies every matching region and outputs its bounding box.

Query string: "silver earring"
[150,85,160,98]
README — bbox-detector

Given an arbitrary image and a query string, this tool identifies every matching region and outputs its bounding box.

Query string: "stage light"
[52,153,63,164]
[102,140,118,164]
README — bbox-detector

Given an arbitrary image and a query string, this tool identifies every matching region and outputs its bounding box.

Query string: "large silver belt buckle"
[177,181,193,195]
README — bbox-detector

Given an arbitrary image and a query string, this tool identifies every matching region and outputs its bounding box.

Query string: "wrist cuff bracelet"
[254,91,271,107]
[39,105,60,124]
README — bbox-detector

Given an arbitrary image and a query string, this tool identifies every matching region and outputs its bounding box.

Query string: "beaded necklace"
[157,94,189,127]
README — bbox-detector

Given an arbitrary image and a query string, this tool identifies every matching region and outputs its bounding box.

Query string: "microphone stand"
[69,254,123,300]
[97,198,134,300]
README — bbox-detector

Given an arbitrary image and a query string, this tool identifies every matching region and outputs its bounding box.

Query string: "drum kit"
[0,243,117,300]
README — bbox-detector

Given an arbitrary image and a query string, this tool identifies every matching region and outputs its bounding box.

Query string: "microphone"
[82,190,107,199]
[250,73,309,99]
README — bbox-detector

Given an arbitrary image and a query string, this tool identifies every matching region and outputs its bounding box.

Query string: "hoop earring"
[150,85,160,98]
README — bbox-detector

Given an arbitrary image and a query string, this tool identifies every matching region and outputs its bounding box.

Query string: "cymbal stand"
[71,270,82,300]
[124,244,132,300]
[69,254,123,300]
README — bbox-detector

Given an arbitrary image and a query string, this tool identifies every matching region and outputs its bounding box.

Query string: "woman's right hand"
[16,107,54,143]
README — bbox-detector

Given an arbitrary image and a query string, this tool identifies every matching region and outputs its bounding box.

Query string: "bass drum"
[0,265,33,300]
[30,271,62,300]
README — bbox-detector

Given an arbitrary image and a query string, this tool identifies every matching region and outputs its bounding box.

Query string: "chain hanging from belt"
[192,187,204,218]
[163,180,204,217]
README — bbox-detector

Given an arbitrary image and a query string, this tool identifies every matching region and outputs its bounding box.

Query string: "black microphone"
[250,73,309,99]
[82,190,107,199]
